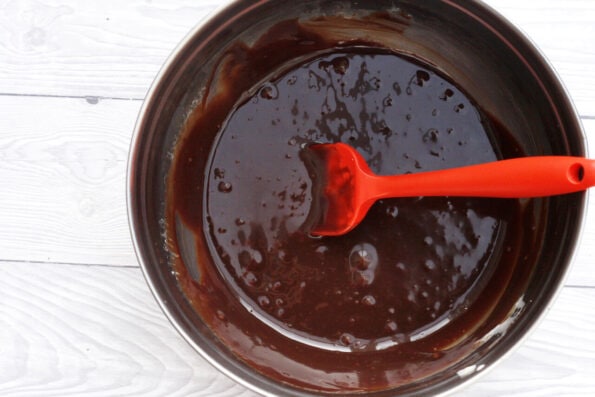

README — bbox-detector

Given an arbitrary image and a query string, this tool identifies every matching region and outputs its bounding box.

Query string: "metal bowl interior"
[127,0,586,395]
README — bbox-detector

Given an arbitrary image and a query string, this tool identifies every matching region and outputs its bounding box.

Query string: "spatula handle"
[372,156,595,199]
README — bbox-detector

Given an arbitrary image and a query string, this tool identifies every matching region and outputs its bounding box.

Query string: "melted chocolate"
[167,18,539,393]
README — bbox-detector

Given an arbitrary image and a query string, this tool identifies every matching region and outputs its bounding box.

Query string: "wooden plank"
[0,0,594,116]
[0,95,138,266]
[0,261,593,396]
[0,0,220,100]
[0,262,257,397]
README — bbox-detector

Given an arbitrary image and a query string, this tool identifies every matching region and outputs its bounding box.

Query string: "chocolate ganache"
[166,16,542,393]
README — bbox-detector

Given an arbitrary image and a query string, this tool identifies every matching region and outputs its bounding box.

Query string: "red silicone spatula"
[303,142,595,236]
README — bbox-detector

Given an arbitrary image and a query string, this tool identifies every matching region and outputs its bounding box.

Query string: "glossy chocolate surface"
[166,18,543,393]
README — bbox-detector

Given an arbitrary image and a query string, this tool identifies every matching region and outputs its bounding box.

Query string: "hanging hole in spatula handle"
[568,162,585,183]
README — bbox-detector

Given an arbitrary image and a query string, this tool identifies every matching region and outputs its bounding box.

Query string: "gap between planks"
[0,92,143,102]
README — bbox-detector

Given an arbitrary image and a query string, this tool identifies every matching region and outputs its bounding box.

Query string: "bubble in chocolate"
[362,295,377,306]
[339,332,355,346]
[242,271,259,287]
[349,243,378,270]
[440,88,454,101]
[385,320,398,332]
[258,295,271,308]
[214,168,225,179]
[260,84,278,99]
[349,243,379,287]
[218,181,232,193]
[332,56,349,74]
[415,70,430,86]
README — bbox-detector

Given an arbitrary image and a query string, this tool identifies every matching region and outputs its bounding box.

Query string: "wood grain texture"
[0,0,593,117]
[0,261,593,396]
[0,96,138,266]
[0,0,220,100]
[1,0,594,396]
[0,262,257,397]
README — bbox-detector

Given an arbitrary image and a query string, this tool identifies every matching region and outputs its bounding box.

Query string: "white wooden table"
[1,1,594,395]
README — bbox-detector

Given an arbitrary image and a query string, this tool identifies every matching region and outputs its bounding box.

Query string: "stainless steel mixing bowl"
[128,1,586,395]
